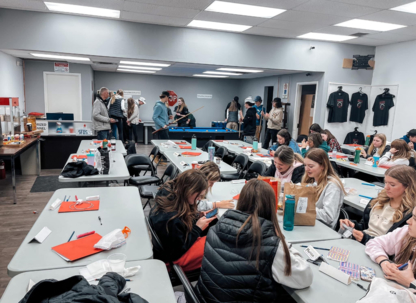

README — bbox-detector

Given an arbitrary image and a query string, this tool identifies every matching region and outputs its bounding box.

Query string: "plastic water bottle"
[87,152,95,166]
[283,195,295,231]
[365,135,370,146]
[332,147,337,159]
[192,134,197,150]
[208,144,215,162]
[103,139,108,149]
[253,137,258,151]
[354,148,361,164]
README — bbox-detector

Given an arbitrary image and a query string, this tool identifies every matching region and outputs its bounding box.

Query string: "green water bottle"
[103,139,108,149]
[365,135,370,146]
[283,195,295,231]
[354,148,361,164]
[191,134,197,150]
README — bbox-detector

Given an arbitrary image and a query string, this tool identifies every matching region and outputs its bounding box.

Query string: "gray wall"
[0,51,24,112]
[94,71,240,127]
[24,60,94,120]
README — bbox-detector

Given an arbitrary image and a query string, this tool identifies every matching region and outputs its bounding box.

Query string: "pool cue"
[152,106,204,134]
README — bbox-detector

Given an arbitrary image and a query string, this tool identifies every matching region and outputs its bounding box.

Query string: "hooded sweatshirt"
[301,141,330,157]
[152,100,169,130]
[275,161,304,185]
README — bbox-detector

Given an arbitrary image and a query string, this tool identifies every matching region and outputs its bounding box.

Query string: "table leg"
[36,140,40,176]
[11,156,16,204]
[144,126,148,145]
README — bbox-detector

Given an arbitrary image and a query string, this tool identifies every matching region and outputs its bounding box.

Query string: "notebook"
[58,201,100,213]
[52,233,103,261]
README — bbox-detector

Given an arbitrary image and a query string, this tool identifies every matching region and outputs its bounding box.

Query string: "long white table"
[341,144,364,153]
[151,139,201,155]
[208,182,341,244]
[1,260,175,303]
[285,239,384,303]
[163,150,237,174]
[331,157,386,177]
[8,187,152,277]
[343,178,383,212]
[59,153,130,183]
[212,140,273,166]
[77,140,126,156]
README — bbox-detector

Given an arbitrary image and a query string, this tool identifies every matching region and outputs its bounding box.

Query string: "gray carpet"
[30,175,75,192]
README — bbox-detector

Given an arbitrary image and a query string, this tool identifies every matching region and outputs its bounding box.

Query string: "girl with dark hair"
[243,98,257,144]
[270,129,301,155]
[321,129,342,152]
[309,123,323,134]
[149,170,217,271]
[174,97,189,127]
[196,180,313,302]
[300,133,330,157]
[379,139,411,168]
[263,98,283,149]
[400,129,416,150]
[265,146,305,185]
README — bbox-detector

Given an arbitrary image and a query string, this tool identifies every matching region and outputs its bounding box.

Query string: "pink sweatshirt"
[365,225,409,263]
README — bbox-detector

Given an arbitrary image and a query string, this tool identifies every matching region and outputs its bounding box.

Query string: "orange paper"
[346,144,361,147]
[336,155,348,159]
[58,201,100,213]
[71,155,87,160]
[93,140,102,144]
[233,194,240,200]
[182,152,202,156]
[179,146,192,149]
[52,233,103,261]
[256,154,272,158]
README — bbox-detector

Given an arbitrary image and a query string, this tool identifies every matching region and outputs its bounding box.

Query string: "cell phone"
[206,208,218,219]
[360,266,375,282]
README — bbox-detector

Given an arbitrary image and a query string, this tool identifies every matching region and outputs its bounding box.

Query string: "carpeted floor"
[30,175,78,192]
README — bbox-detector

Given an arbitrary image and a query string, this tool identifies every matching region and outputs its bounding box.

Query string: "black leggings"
[129,124,140,143]
[264,129,279,149]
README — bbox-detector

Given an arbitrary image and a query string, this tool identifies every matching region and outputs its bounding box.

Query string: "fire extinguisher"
[0,160,5,180]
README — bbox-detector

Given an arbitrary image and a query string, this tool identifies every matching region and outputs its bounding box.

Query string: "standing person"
[401,129,416,150]
[108,90,124,141]
[321,129,342,152]
[225,100,240,130]
[195,180,313,302]
[152,91,170,140]
[361,133,390,160]
[379,139,411,168]
[263,98,283,149]
[92,87,115,140]
[270,129,301,155]
[309,123,323,134]
[253,96,266,140]
[225,96,243,120]
[300,133,330,157]
[243,97,257,144]
[302,148,346,228]
[340,165,416,245]
[127,98,140,143]
[265,146,305,185]
[174,97,189,127]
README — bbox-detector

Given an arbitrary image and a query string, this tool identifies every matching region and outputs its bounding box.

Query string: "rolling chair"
[220,154,249,181]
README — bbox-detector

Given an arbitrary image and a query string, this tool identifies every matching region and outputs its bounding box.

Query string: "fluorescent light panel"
[205,1,285,18]
[194,74,228,78]
[117,69,156,74]
[298,33,356,42]
[391,2,416,14]
[217,68,263,73]
[30,53,90,61]
[44,2,120,18]
[335,19,406,32]
[119,61,170,67]
[204,71,242,76]
[118,65,162,71]
[188,20,251,32]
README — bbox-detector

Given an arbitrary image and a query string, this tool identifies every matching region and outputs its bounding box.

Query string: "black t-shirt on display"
[327,91,350,123]
[350,92,368,123]
[373,94,394,126]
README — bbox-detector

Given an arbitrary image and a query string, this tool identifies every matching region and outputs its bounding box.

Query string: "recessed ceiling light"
[44,2,120,18]
[194,74,228,78]
[30,53,90,61]
[188,20,251,32]
[118,65,162,71]
[204,71,242,76]
[119,61,170,67]
[205,1,285,18]
[391,2,416,14]
[117,69,156,74]
[335,19,406,32]
[298,33,357,42]
[217,68,263,73]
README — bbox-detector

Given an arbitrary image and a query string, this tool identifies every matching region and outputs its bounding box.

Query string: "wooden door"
[298,94,315,135]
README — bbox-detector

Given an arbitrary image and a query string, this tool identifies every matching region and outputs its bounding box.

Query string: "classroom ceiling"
[1,0,416,46]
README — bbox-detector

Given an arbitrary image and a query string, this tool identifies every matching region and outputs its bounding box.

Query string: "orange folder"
[179,146,192,149]
[174,141,187,145]
[58,201,100,213]
[233,194,240,200]
[182,152,202,156]
[240,146,251,150]
[346,144,361,147]
[71,155,87,160]
[336,155,348,159]
[52,233,103,261]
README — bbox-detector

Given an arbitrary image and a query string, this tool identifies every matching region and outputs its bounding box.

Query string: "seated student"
[379,139,411,168]
[365,206,416,289]
[265,146,305,185]
[243,97,257,144]
[302,148,346,228]
[149,170,217,271]
[300,133,330,157]
[309,123,323,134]
[360,133,390,160]
[269,129,301,155]
[195,180,313,302]
[321,129,342,152]
[340,165,416,244]
[197,162,235,211]
[401,128,416,150]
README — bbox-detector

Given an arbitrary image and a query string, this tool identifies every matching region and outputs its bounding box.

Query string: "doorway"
[292,82,318,140]
[262,86,274,138]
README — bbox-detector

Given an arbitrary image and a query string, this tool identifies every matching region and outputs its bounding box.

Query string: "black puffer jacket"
[19,272,149,303]
[264,163,305,184]
[352,199,412,245]
[243,107,257,136]
[61,161,98,178]
[195,210,283,303]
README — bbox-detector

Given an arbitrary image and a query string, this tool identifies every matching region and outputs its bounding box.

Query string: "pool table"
[164,127,239,147]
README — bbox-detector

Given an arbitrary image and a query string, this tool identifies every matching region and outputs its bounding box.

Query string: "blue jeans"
[97,130,110,140]
[110,118,123,141]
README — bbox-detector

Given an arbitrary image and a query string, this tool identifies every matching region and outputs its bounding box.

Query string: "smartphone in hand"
[206,208,218,219]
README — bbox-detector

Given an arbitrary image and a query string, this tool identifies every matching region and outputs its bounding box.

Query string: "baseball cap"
[254,96,262,103]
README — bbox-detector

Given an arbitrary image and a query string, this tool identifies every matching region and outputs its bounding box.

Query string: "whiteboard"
[43,72,82,120]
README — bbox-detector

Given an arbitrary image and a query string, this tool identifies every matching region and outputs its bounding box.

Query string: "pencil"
[359,195,373,200]
[68,231,75,242]
[301,245,330,251]
[95,279,132,281]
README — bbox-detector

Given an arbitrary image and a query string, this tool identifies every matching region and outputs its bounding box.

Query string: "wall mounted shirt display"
[373,94,394,126]
[349,92,368,123]
[327,90,350,123]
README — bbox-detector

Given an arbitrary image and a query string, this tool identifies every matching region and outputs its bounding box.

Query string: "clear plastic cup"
[107,253,126,274]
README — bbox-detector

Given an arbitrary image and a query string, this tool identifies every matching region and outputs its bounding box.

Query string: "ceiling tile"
[194,11,266,26]
[273,10,351,25]
[328,0,416,9]
[121,11,192,27]
[315,25,378,35]
[125,0,213,10]
[48,0,125,10]
[386,26,416,37]
[293,0,381,18]
[366,32,416,42]
[244,26,304,38]
[123,1,200,19]
[341,37,393,46]
[359,10,416,26]
[220,0,310,10]
[0,0,47,11]
[258,19,325,32]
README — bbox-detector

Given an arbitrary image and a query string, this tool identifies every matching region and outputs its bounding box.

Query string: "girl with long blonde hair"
[361,133,389,160]
[379,139,411,168]
[174,97,189,127]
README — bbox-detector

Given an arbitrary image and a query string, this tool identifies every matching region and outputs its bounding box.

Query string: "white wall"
[0,50,24,113]
[372,40,416,140]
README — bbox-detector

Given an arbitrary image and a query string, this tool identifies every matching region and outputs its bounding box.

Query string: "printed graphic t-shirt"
[350,92,368,123]
[373,94,394,126]
[327,91,350,123]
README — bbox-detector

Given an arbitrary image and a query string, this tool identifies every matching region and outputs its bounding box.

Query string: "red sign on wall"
[0,97,19,106]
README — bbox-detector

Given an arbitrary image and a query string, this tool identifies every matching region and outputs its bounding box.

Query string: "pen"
[68,231,75,242]
[66,195,71,202]
[75,195,78,201]
[398,263,408,270]
[361,183,375,186]
[96,279,132,281]
[63,195,67,202]
[359,195,373,200]
[98,216,102,225]
[301,245,330,251]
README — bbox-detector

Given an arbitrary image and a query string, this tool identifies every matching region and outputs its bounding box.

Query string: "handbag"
[283,183,318,226]
[357,277,416,303]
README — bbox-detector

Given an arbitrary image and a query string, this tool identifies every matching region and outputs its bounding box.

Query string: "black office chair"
[125,154,161,187]
[244,161,267,180]
[220,154,249,181]
[214,146,228,160]
[132,146,159,176]
[341,148,353,155]
[139,164,178,209]
[202,141,213,152]
[296,134,308,143]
